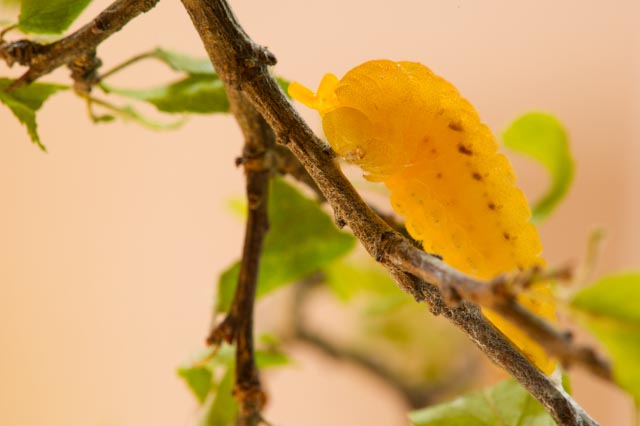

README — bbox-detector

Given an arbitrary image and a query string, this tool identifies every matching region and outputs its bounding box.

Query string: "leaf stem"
[98,50,156,81]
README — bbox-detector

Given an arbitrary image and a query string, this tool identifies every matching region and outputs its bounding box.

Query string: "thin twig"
[0,0,160,91]
[203,50,275,426]
[179,1,604,424]
[229,94,273,426]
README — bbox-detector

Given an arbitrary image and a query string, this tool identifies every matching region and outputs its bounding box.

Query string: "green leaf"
[275,77,291,97]
[256,349,290,368]
[502,112,574,222]
[0,78,67,150]
[217,177,355,312]
[150,48,215,75]
[177,365,212,404]
[570,272,640,400]
[410,379,556,426]
[102,75,229,114]
[324,259,399,302]
[18,0,92,34]
[198,367,238,426]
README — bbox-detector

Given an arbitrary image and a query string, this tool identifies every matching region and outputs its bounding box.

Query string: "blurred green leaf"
[150,48,215,75]
[275,77,290,97]
[99,47,290,114]
[324,259,399,302]
[102,75,229,114]
[502,112,574,222]
[217,178,355,312]
[18,0,92,34]
[561,373,572,395]
[0,78,67,151]
[256,349,290,368]
[410,379,556,426]
[570,272,640,400]
[177,365,212,404]
[103,75,291,115]
[198,367,237,426]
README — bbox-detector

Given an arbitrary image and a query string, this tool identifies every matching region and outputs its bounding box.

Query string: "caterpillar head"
[289,72,399,181]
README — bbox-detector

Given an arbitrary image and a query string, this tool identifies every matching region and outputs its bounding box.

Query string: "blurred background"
[1,0,638,425]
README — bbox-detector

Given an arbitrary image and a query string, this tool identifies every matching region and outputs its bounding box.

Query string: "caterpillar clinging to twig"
[289,60,556,374]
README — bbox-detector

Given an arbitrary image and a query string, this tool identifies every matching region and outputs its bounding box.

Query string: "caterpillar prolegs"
[289,60,556,374]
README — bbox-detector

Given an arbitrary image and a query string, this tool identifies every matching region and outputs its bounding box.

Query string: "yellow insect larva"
[289,60,556,374]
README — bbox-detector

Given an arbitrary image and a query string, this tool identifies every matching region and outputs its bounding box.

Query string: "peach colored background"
[1,0,638,425]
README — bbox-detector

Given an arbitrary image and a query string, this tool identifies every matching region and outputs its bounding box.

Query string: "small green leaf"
[570,272,640,400]
[198,367,238,426]
[177,365,212,404]
[276,77,291,97]
[150,48,215,75]
[410,379,556,426]
[217,178,355,312]
[324,259,399,302]
[0,78,67,150]
[256,349,290,368]
[18,0,92,34]
[502,112,574,222]
[102,75,229,114]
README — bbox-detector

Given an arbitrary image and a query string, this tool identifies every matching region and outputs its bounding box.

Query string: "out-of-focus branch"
[179,0,604,424]
[0,0,160,91]
[204,83,274,426]
[290,277,476,409]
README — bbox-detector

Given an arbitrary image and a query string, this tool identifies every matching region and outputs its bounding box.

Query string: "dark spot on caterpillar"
[431,148,438,155]
[503,232,511,240]
[472,172,483,181]
[449,122,463,132]
[457,143,473,156]
[488,202,496,211]
[436,172,443,179]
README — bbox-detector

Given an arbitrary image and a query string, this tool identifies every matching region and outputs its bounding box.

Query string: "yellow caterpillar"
[289,60,556,374]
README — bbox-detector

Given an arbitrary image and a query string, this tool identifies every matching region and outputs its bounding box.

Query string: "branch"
[179,1,603,424]
[0,0,160,91]
[204,84,274,425]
